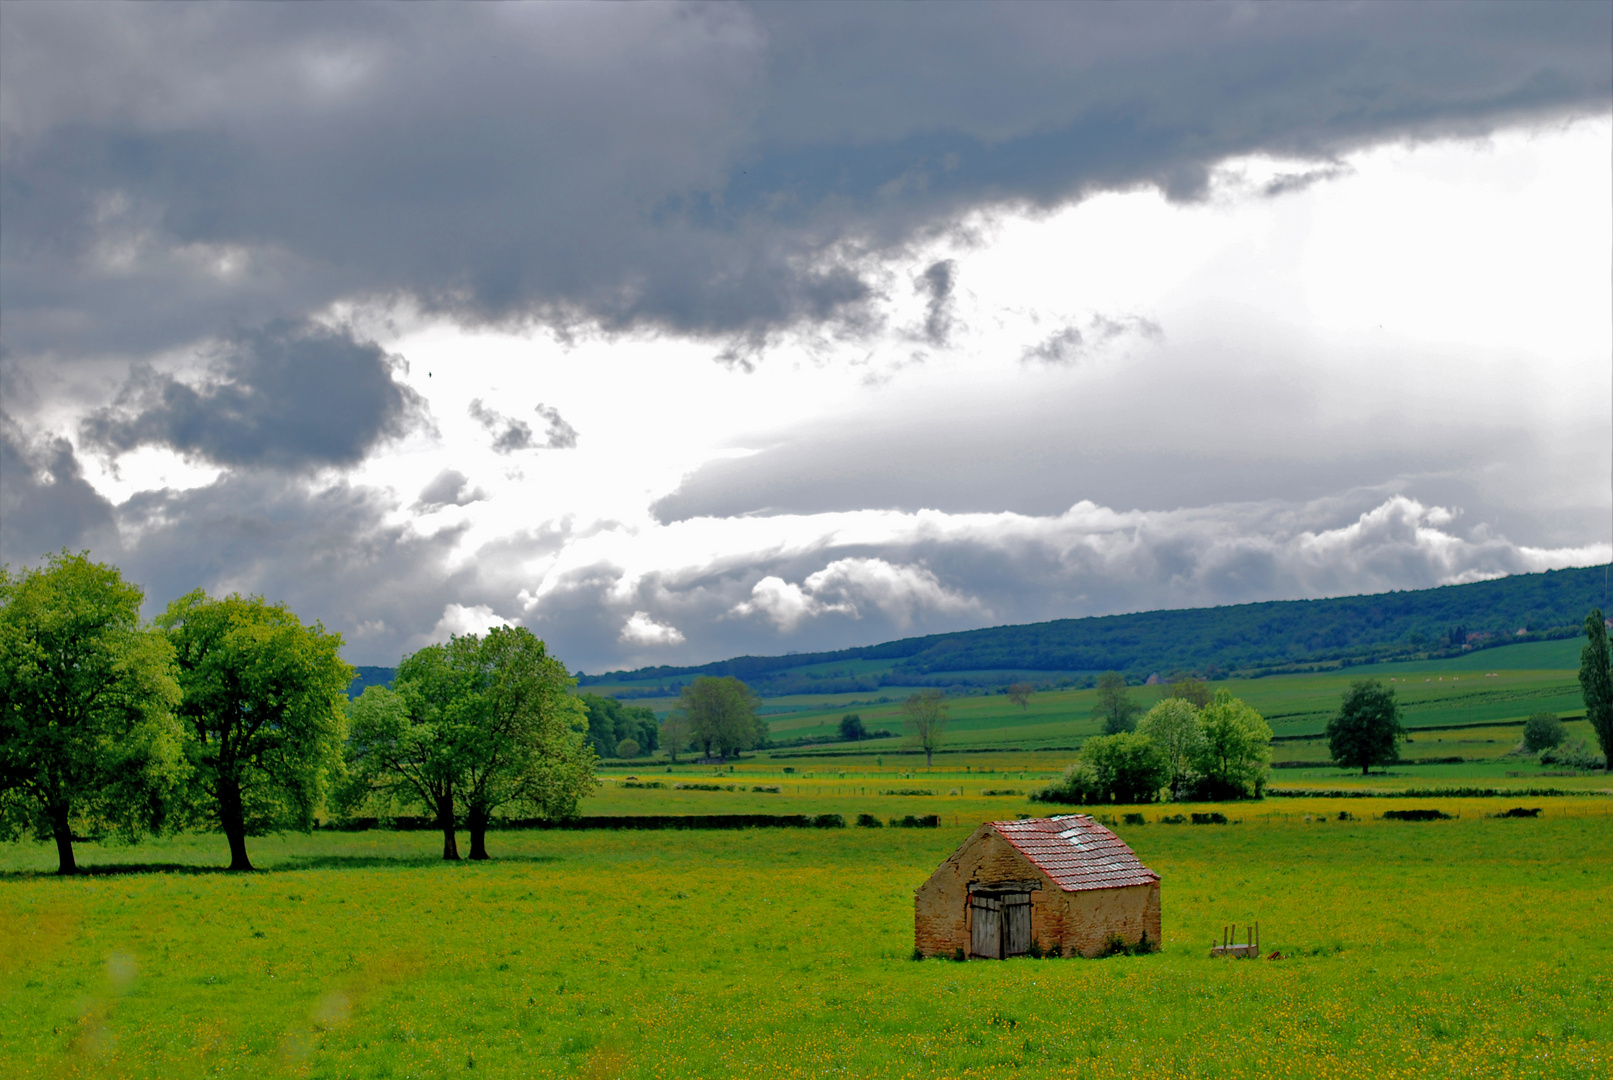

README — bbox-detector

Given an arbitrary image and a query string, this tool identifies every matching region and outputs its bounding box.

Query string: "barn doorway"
[969,890,1031,959]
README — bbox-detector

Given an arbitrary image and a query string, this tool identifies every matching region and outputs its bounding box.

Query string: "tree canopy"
[1579,610,1613,770]
[580,694,658,760]
[1006,683,1033,711]
[839,713,866,741]
[902,690,948,766]
[1135,698,1206,799]
[159,590,352,871]
[675,676,765,760]
[1326,679,1404,776]
[1093,672,1139,734]
[0,552,186,874]
[1189,689,1272,799]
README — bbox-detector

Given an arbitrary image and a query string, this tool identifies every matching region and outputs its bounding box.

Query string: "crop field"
[4,795,1612,1079]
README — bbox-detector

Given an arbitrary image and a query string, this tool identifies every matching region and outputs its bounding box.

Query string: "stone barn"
[915,815,1161,959]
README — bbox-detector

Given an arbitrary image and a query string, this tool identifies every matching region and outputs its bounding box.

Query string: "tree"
[580,693,658,759]
[159,591,352,871]
[346,629,596,861]
[0,553,186,874]
[1136,698,1205,799]
[1326,679,1404,777]
[659,711,691,763]
[1082,732,1170,803]
[1579,610,1613,770]
[1006,683,1034,711]
[676,676,765,760]
[1189,690,1272,799]
[1092,672,1139,734]
[839,713,865,741]
[902,690,948,767]
[616,738,641,759]
[457,627,596,859]
[1521,712,1565,753]
[1164,675,1212,709]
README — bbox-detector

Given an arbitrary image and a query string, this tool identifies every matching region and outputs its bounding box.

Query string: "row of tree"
[1,552,596,874]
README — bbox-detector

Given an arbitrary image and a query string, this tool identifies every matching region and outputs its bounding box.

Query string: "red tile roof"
[992,815,1159,893]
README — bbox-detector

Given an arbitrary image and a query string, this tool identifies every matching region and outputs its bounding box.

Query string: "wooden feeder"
[1210,921,1259,958]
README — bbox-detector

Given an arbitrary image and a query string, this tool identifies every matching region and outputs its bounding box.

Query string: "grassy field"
[4,796,1611,1079]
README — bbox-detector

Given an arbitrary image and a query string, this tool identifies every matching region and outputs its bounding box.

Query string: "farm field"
[4,798,1611,1079]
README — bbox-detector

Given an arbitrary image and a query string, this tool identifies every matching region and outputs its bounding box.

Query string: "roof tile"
[992,815,1159,893]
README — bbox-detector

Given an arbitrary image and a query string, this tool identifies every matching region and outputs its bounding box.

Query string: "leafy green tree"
[902,690,948,767]
[1579,610,1613,770]
[1521,712,1566,753]
[1136,698,1205,798]
[1326,679,1404,777]
[159,591,352,871]
[344,644,469,860]
[579,693,658,759]
[1093,671,1139,734]
[1164,675,1212,709]
[676,676,765,760]
[1080,731,1170,804]
[615,738,641,758]
[0,553,186,874]
[457,627,595,859]
[1189,690,1272,799]
[838,713,866,741]
[659,711,691,763]
[1006,683,1034,711]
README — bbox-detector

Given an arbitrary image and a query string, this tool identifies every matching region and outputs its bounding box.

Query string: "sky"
[2,2,1610,673]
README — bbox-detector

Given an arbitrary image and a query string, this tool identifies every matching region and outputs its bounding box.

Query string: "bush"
[1539,739,1606,770]
[673,782,735,791]
[1031,732,1169,805]
[1160,814,1186,824]
[1190,812,1228,825]
[811,813,846,828]
[619,780,665,789]
[855,812,883,828]
[1522,712,1566,753]
[751,784,781,793]
[878,788,935,796]
[980,788,1024,797]
[1382,809,1452,821]
[614,738,641,759]
[890,814,939,828]
[1122,813,1146,826]
[1492,807,1541,818]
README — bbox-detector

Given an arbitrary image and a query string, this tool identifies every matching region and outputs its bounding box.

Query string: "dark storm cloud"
[2,2,1607,362]
[0,416,118,561]
[917,260,956,346]
[80,321,427,471]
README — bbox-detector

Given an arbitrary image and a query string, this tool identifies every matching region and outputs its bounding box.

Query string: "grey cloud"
[414,469,485,511]
[918,260,956,346]
[2,3,1607,363]
[1021,316,1163,366]
[80,320,427,471]
[534,404,579,450]
[469,400,577,453]
[1263,163,1353,198]
[0,416,118,562]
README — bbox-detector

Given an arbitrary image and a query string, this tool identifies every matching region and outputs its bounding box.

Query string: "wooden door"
[969,895,1002,958]
[1003,893,1032,957]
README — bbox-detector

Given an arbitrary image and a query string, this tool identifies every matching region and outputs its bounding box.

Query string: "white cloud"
[422,603,514,647]
[619,611,685,646]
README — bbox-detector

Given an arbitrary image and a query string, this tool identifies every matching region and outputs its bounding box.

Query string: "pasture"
[4,795,1611,1079]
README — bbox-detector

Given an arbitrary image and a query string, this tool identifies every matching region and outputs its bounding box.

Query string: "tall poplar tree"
[1579,609,1613,770]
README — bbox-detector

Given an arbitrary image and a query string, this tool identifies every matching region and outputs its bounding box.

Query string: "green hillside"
[579,564,1610,698]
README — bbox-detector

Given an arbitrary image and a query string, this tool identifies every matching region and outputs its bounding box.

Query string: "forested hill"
[578,564,1609,696]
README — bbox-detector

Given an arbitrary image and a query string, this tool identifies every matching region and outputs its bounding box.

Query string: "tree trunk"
[468,806,490,861]
[217,779,254,871]
[438,794,460,860]
[51,803,77,876]
[925,747,934,768]
[1362,762,1370,776]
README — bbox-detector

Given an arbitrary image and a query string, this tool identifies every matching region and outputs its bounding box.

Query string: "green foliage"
[0,552,186,873]
[1578,609,1613,769]
[1164,676,1211,708]
[615,738,641,759]
[158,590,353,870]
[580,694,658,759]
[1521,711,1565,753]
[1006,683,1033,710]
[1033,731,1168,805]
[838,713,866,741]
[674,676,765,760]
[901,690,948,766]
[1187,690,1272,800]
[1538,739,1607,771]
[1093,672,1139,734]
[1326,679,1405,777]
[1135,698,1205,797]
[345,629,597,860]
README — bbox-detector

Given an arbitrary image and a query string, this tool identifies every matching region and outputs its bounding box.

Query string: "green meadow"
[4,797,1611,1079]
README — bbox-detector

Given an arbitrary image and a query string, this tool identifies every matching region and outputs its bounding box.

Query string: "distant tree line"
[1,551,598,874]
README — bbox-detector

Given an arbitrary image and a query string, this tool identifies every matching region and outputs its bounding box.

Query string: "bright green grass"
[4,799,1610,1079]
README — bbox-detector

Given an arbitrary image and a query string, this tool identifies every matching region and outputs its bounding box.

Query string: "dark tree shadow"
[0,853,562,879]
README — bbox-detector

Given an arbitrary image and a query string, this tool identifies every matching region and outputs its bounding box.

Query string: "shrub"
[1160,814,1186,824]
[1190,812,1228,825]
[855,813,883,828]
[619,780,665,789]
[980,788,1024,797]
[615,738,641,759]
[1382,809,1452,821]
[1122,813,1146,826]
[1032,732,1168,805]
[879,788,935,796]
[1492,807,1541,818]
[673,782,734,791]
[1539,739,1607,770]
[811,813,846,828]
[751,784,781,793]
[1522,712,1566,753]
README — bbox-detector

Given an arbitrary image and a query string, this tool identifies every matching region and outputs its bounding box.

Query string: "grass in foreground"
[3,799,1611,1079]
